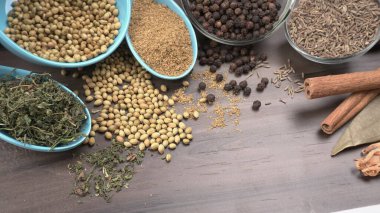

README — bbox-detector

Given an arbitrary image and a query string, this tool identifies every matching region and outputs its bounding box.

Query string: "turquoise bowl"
[0,65,91,152]
[126,0,198,80]
[0,0,130,68]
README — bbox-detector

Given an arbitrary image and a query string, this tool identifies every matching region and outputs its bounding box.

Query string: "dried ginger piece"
[355,142,380,176]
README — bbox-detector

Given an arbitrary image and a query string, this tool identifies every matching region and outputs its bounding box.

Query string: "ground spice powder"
[129,0,193,76]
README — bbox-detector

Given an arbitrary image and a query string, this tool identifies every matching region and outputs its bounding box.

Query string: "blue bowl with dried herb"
[126,0,198,80]
[0,0,130,68]
[0,65,91,152]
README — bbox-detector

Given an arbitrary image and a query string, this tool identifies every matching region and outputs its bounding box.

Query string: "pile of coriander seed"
[82,49,194,162]
[5,0,120,63]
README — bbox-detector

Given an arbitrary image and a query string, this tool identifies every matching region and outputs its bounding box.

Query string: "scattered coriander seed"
[198,82,206,91]
[72,72,80,79]
[215,74,224,82]
[256,82,266,92]
[182,80,190,87]
[193,110,200,119]
[183,111,190,119]
[206,94,216,104]
[239,80,248,89]
[160,84,168,92]
[243,87,252,96]
[252,100,261,111]
[165,153,172,162]
[88,137,96,146]
[60,69,67,76]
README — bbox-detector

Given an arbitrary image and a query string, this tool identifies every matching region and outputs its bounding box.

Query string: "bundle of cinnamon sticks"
[304,68,380,134]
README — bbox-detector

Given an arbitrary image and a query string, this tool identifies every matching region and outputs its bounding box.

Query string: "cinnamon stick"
[321,89,380,134]
[304,68,380,99]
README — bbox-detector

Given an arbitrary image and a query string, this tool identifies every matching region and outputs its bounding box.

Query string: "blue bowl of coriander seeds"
[0,0,130,68]
[126,0,198,80]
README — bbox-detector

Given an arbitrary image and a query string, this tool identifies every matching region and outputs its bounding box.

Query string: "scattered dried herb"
[0,73,86,148]
[69,142,144,202]
[129,0,193,76]
[287,0,380,58]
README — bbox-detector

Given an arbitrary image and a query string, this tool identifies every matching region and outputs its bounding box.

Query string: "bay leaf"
[332,96,380,156]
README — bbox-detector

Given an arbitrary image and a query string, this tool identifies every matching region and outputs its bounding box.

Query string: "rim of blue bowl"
[126,0,198,80]
[0,65,91,152]
[0,0,130,68]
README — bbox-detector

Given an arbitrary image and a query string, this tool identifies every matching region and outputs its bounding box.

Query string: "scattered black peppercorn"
[233,85,241,95]
[206,94,216,104]
[224,83,233,91]
[209,65,218,73]
[215,74,224,82]
[239,80,248,89]
[252,100,261,111]
[198,82,206,91]
[256,82,265,92]
[188,0,281,40]
[261,77,269,86]
[243,87,251,96]
[229,80,237,87]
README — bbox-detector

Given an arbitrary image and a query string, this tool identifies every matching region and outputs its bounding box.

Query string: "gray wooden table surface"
[1,25,380,213]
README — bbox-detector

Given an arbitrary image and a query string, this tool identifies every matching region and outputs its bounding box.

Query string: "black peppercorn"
[224,83,233,91]
[233,85,241,95]
[252,100,261,111]
[209,65,218,73]
[256,82,265,92]
[198,82,206,91]
[215,74,223,82]
[239,80,248,89]
[243,87,251,96]
[229,80,237,87]
[261,77,269,86]
[206,94,216,104]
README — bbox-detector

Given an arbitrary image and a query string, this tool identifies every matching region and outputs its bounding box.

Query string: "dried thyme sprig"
[0,74,86,148]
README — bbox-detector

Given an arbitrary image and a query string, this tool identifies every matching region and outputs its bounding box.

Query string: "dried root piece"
[355,142,380,176]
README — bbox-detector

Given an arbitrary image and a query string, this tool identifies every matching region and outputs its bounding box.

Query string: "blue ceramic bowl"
[0,65,91,152]
[126,0,198,80]
[0,0,130,68]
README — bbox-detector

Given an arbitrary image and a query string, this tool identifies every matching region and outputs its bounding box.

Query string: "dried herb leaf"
[0,73,86,148]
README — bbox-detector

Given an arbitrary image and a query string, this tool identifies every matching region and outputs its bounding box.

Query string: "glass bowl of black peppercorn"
[181,0,296,45]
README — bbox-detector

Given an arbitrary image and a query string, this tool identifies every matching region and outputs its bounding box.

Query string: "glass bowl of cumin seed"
[284,0,380,64]
[181,0,296,45]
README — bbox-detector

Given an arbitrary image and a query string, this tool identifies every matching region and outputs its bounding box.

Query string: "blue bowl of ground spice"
[126,0,198,80]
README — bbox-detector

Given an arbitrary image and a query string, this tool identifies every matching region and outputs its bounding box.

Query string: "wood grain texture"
[1,25,380,213]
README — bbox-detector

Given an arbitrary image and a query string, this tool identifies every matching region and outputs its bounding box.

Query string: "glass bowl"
[180,0,296,46]
[284,0,380,64]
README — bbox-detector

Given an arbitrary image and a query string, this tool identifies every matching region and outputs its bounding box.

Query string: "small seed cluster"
[82,49,193,162]
[5,0,120,63]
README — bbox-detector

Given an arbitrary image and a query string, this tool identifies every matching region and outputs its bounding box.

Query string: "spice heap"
[5,0,120,62]
[129,0,193,76]
[287,0,380,58]
[69,143,144,201]
[0,74,86,148]
[188,0,281,40]
[198,40,268,76]
[82,49,193,160]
